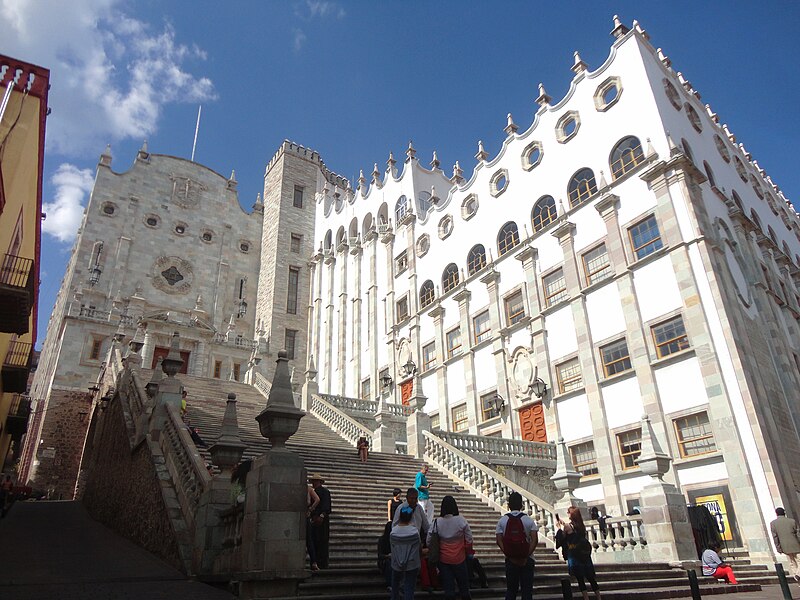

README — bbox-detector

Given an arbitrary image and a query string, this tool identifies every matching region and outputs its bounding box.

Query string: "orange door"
[400,379,413,406]
[152,347,190,374]
[519,402,547,442]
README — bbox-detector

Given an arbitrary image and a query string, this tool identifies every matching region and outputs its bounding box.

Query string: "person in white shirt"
[495,492,539,600]
[701,542,738,584]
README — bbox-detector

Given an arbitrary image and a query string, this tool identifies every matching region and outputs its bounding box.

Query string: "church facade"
[22,18,800,557]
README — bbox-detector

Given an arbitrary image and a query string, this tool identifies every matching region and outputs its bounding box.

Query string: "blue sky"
[1,1,798,348]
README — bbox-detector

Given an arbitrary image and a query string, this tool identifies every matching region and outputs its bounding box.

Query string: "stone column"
[312,254,323,369]
[306,257,318,369]
[194,339,206,377]
[240,352,307,598]
[350,244,363,397]
[365,231,379,400]
[324,254,335,388]
[406,374,431,459]
[638,415,698,567]
[381,229,397,404]
[453,288,479,431]
[141,330,155,369]
[481,268,512,425]
[336,242,349,396]
[429,305,448,429]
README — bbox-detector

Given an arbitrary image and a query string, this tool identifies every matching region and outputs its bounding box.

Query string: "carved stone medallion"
[151,256,194,295]
[170,175,207,208]
[510,348,535,398]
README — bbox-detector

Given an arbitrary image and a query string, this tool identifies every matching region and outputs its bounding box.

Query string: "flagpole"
[191,105,202,162]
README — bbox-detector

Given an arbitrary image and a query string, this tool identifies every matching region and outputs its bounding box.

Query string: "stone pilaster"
[453,288,479,431]
[429,304,448,429]
[350,244,363,397]
[481,268,512,425]
[336,243,349,396]
[324,253,335,388]
[551,437,587,518]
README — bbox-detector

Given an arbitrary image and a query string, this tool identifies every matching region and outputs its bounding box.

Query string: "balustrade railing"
[219,504,244,550]
[253,371,272,399]
[78,306,112,321]
[434,430,556,463]
[423,430,556,544]
[0,253,33,289]
[3,339,31,367]
[319,393,414,418]
[159,403,211,528]
[310,394,372,448]
[212,332,258,349]
[586,516,646,552]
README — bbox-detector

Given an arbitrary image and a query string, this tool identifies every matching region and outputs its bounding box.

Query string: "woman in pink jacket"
[428,495,473,600]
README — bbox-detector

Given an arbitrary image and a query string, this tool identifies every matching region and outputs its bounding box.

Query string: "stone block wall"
[81,395,183,571]
[28,387,92,499]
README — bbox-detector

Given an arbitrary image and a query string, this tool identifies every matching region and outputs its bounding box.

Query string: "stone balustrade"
[434,430,556,464]
[253,371,272,399]
[211,332,258,349]
[319,393,414,418]
[423,430,556,544]
[586,516,647,553]
[159,403,212,529]
[309,394,373,448]
[220,504,244,550]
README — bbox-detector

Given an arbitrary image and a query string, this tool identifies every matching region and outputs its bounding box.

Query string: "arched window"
[395,195,408,222]
[467,245,487,276]
[336,226,346,247]
[703,162,717,188]
[681,138,694,162]
[731,190,744,211]
[418,191,432,217]
[419,280,435,309]
[750,209,762,230]
[567,168,597,207]
[609,136,644,179]
[348,217,358,242]
[323,230,332,251]
[768,226,778,245]
[442,263,460,293]
[532,195,557,232]
[497,221,520,256]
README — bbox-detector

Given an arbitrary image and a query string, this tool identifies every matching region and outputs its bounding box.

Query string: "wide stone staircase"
[178,374,776,599]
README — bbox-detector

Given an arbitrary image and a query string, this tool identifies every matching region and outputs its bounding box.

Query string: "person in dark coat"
[309,473,332,569]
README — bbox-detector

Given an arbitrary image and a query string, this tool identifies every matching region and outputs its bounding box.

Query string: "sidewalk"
[734,585,799,600]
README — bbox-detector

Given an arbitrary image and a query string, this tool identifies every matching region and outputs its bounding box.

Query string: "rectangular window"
[446,327,462,359]
[233,363,241,382]
[556,357,582,393]
[617,428,642,470]
[652,316,689,358]
[287,267,300,314]
[629,215,663,260]
[600,339,632,377]
[582,243,612,286]
[214,360,222,379]
[422,342,437,372]
[293,185,304,208]
[504,291,526,326]
[360,378,371,401]
[451,404,468,432]
[284,329,297,359]
[473,311,491,344]
[674,412,716,458]
[543,269,568,307]
[480,391,500,422]
[396,296,409,322]
[430,414,440,430]
[395,250,408,275]
[89,338,103,360]
[570,441,599,476]
[290,233,302,253]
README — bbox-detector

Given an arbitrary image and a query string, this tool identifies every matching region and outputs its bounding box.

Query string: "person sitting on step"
[701,542,738,585]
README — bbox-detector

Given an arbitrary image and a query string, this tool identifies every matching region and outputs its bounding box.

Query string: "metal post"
[687,569,702,600]
[561,577,573,599]
[775,563,793,600]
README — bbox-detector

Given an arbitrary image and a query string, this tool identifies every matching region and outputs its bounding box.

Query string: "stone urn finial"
[146,358,163,398]
[550,436,582,494]
[210,392,247,475]
[636,414,672,479]
[161,331,184,378]
[256,351,305,450]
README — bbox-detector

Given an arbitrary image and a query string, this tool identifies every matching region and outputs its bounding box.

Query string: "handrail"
[3,340,31,367]
[309,393,372,448]
[586,516,647,551]
[423,430,556,545]
[0,253,33,289]
[159,403,212,528]
[434,430,556,463]
[253,371,272,400]
[320,393,414,418]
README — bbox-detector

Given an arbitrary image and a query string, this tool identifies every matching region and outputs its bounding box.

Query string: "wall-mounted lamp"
[237,299,248,318]
[491,393,506,414]
[531,376,548,399]
[89,265,102,286]
[403,358,417,377]
[380,373,393,390]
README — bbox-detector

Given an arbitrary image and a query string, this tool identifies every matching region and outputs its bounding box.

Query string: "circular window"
[416,234,430,258]
[664,79,682,110]
[490,169,509,197]
[174,224,186,235]
[102,203,116,215]
[714,136,731,163]
[201,231,213,242]
[239,241,251,253]
[438,215,454,240]
[685,103,702,132]
[753,184,764,200]
[734,157,748,182]
[522,141,543,171]
[145,216,159,228]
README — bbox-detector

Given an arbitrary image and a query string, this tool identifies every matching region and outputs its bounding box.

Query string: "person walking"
[495,491,538,600]
[388,488,404,522]
[771,507,800,583]
[357,436,369,463]
[428,495,473,600]
[559,506,601,600]
[415,464,433,524]
[307,484,321,571]
[391,506,422,600]
[392,487,429,539]
[701,542,738,584]
[309,473,332,569]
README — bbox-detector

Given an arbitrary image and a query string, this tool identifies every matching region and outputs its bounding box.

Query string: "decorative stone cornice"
[453,289,471,304]
[480,268,500,286]
[551,220,576,242]
[594,193,620,218]
[515,246,538,264]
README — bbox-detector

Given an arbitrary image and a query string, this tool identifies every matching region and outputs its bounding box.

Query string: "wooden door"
[152,346,190,374]
[518,402,547,442]
[400,379,413,406]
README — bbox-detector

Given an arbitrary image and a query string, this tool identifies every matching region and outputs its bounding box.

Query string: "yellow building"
[0,55,48,474]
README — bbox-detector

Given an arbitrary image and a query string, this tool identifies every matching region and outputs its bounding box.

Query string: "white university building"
[25,18,800,558]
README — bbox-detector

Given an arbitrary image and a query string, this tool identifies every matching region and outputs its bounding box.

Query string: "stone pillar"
[350,244,363,396]
[428,305,448,429]
[550,437,587,518]
[194,339,206,377]
[365,231,379,400]
[301,356,318,411]
[406,374,430,458]
[324,254,335,388]
[336,241,349,396]
[453,288,479,430]
[149,332,184,433]
[240,352,307,599]
[141,329,155,369]
[372,409,396,453]
[481,268,512,426]
[637,415,698,567]
[381,228,397,404]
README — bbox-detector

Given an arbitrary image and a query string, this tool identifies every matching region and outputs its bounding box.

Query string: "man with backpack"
[496,492,539,600]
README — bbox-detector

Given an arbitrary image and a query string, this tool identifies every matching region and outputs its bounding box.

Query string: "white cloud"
[0,0,215,155]
[42,164,94,243]
[293,28,308,52]
[305,1,345,19]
